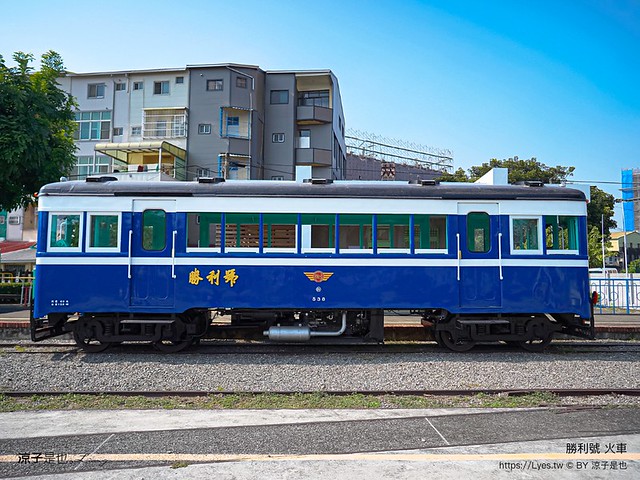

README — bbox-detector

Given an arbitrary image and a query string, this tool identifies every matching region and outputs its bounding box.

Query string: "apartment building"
[57,64,346,181]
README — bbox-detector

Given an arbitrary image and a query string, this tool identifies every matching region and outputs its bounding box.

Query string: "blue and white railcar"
[31,177,594,352]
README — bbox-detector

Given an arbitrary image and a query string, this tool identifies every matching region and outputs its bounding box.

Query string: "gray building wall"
[263,73,297,180]
[346,154,440,181]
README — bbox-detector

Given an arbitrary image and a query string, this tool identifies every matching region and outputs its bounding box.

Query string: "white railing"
[590,276,640,314]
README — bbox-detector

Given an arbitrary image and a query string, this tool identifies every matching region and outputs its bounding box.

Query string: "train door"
[457,203,502,308]
[129,200,176,307]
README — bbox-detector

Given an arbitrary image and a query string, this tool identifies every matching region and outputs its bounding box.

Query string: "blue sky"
[2,0,639,224]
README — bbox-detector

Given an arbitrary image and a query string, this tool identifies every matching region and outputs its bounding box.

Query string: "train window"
[510,216,542,254]
[377,215,411,250]
[545,216,578,253]
[142,210,166,251]
[301,214,335,251]
[187,213,221,249]
[467,212,490,253]
[225,213,260,249]
[262,214,297,250]
[339,214,373,251]
[87,213,120,250]
[48,213,82,251]
[414,215,447,251]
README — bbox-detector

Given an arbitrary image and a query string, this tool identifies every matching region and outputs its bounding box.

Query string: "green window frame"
[142,210,166,251]
[187,213,222,248]
[49,213,82,250]
[225,213,260,248]
[467,212,490,253]
[301,214,335,250]
[545,215,579,252]
[88,214,119,249]
[262,214,297,249]
[511,216,542,254]
[338,214,373,250]
[414,215,447,250]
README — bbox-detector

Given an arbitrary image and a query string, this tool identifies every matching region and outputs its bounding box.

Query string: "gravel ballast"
[1,350,639,393]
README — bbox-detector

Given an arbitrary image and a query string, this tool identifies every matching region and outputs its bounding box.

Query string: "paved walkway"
[0,407,638,479]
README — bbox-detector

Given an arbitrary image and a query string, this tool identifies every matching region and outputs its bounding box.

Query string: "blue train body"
[31,177,594,351]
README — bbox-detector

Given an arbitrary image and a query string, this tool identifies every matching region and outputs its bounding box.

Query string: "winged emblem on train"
[304,271,334,283]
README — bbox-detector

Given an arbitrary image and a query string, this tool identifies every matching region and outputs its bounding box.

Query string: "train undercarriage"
[31,307,594,353]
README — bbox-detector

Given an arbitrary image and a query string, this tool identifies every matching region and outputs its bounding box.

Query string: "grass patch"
[2,391,633,412]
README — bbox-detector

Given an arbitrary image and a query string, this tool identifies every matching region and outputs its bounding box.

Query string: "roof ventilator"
[409,179,439,186]
[86,176,118,183]
[198,177,226,184]
[303,178,334,185]
[515,180,544,187]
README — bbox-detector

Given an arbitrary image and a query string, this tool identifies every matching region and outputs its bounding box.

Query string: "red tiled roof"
[0,241,36,254]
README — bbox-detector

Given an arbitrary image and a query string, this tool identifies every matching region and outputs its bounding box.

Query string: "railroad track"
[1,340,639,354]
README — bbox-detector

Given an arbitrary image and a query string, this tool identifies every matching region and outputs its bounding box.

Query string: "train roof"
[39,179,587,202]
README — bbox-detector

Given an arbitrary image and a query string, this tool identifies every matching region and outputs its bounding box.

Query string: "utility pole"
[601,214,605,272]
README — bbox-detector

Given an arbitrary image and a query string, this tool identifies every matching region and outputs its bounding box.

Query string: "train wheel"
[153,316,193,353]
[518,333,553,352]
[73,318,111,353]
[519,318,554,352]
[435,331,475,352]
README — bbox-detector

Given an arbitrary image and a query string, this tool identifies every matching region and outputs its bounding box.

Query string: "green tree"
[436,156,575,184]
[0,51,76,211]
[628,259,640,274]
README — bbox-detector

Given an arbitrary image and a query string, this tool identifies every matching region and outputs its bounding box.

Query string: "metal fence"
[590,277,640,314]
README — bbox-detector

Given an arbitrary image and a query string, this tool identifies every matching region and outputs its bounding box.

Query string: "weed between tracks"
[0,391,611,412]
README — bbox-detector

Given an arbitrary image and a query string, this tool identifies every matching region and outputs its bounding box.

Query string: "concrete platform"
[0,407,638,479]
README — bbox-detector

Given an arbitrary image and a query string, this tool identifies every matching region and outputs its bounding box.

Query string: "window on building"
[48,213,82,250]
[298,129,310,148]
[88,214,120,250]
[142,210,166,251]
[196,168,211,178]
[467,212,490,253]
[73,111,111,141]
[226,116,240,137]
[115,83,126,91]
[131,126,142,136]
[176,76,184,84]
[511,217,542,254]
[271,176,285,180]
[133,82,143,90]
[270,90,289,104]
[153,81,170,95]
[298,89,329,107]
[207,79,223,91]
[272,133,285,143]
[236,77,247,88]
[8,216,21,225]
[113,127,123,136]
[545,216,579,252]
[198,123,212,135]
[87,83,105,99]
[75,155,111,179]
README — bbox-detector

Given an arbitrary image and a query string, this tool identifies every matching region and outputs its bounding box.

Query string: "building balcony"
[295,148,331,166]
[296,105,332,125]
[143,108,187,139]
